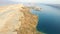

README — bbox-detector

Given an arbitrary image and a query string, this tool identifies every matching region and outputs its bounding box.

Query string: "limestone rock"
[0,4,24,34]
[17,5,40,34]
[0,4,41,34]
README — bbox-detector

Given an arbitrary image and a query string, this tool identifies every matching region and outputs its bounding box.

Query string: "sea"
[30,4,60,34]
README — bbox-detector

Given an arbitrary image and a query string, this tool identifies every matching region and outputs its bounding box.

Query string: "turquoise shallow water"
[30,4,60,34]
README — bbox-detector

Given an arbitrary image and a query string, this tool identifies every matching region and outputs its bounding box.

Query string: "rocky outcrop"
[0,4,41,34]
[17,7,38,34]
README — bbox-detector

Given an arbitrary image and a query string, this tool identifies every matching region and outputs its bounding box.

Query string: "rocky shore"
[0,4,41,34]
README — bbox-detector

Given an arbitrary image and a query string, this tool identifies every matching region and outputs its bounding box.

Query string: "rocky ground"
[0,4,41,34]
[17,7,40,34]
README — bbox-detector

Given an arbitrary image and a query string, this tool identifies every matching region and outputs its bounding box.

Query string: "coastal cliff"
[0,4,41,34]
[17,7,39,34]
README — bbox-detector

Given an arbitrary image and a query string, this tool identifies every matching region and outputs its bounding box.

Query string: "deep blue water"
[30,4,60,34]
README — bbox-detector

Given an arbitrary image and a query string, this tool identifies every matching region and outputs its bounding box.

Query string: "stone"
[0,4,41,34]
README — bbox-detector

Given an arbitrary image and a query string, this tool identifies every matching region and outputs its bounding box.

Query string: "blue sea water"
[30,4,60,34]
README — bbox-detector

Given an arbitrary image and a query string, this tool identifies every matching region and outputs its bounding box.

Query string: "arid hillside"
[0,4,41,34]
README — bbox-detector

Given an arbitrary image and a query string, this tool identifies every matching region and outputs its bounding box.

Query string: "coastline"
[0,4,40,34]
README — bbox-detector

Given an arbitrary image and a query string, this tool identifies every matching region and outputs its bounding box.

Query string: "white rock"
[0,4,24,34]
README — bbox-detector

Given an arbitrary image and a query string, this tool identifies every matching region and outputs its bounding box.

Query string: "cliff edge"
[0,4,41,34]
